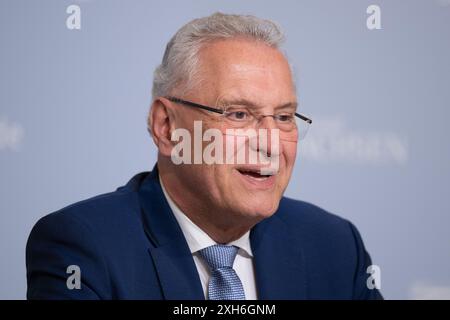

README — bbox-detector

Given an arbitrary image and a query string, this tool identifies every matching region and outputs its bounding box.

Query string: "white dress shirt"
[159,176,258,300]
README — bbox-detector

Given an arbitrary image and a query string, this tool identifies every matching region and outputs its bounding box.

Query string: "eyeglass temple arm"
[296,112,312,124]
[166,97,224,115]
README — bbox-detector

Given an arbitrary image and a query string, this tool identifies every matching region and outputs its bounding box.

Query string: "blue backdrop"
[1,0,449,299]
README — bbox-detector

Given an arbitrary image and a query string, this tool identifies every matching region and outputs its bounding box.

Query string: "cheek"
[282,142,297,168]
[208,164,233,196]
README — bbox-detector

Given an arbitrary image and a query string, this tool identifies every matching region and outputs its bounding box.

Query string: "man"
[26,12,382,300]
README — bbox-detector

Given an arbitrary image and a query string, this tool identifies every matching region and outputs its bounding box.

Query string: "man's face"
[170,39,298,223]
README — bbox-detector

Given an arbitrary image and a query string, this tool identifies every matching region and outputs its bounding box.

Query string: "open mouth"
[236,167,277,181]
[238,169,270,179]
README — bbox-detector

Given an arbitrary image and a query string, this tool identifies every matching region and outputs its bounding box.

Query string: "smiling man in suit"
[26,12,382,300]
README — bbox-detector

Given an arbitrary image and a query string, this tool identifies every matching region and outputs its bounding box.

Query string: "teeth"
[261,169,277,176]
[238,170,271,180]
[246,174,269,181]
[240,170,275,176]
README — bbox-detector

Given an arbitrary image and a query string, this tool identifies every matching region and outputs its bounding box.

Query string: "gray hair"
[151,12,287,100]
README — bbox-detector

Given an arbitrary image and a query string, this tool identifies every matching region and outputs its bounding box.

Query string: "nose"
[252,116,281,158]
[258,115,278,130]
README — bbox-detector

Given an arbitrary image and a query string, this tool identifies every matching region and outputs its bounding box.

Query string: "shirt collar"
[159,174,253,258]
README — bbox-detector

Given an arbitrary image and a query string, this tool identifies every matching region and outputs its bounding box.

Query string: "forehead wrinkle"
[214,80,295,107]
[218,96,297,111]
[229,63,272,75]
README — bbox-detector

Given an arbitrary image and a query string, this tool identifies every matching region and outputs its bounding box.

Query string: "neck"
[184,212,251,244]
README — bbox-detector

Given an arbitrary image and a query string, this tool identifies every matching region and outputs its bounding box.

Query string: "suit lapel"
[251,214,307,299]
[138,166,204,300]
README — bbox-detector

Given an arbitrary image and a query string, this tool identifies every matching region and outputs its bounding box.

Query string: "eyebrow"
[219,98,298,110]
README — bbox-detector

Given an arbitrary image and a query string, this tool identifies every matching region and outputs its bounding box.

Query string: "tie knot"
[199,244,239,271]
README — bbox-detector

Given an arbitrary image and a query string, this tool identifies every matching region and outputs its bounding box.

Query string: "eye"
[275,114,294,122]
[225,109,251,121]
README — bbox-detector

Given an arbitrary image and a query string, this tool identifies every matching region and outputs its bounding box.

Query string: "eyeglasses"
[166,96,312,141]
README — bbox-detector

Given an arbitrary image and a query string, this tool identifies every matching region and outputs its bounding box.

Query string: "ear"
[148,98,175,157]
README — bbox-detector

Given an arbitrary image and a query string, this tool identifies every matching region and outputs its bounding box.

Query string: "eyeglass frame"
[165,96,312,128]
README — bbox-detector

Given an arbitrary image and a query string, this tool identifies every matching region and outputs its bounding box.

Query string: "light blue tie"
[199,244,246,300]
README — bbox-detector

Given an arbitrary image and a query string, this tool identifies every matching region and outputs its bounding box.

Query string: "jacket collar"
[250,213,307,299]
[138,165,205,300]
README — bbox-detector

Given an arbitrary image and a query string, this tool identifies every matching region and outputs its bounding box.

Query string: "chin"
[258,201,280,218]
[236,197,280,221]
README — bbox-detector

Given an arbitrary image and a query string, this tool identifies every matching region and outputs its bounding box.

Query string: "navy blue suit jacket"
[26,166,382,299]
